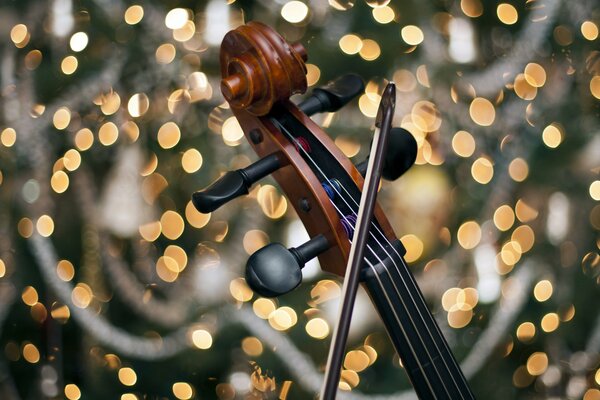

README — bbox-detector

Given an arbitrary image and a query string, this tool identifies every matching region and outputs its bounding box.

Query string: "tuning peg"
[298,73,365,116]
[192,153,281,213]
[356,127,418,181]
[246,235,330,297]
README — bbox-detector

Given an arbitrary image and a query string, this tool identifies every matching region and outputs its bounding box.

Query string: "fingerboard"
[362,240,476,400]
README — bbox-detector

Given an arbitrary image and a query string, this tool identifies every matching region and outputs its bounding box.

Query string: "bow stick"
[321,82,396,399]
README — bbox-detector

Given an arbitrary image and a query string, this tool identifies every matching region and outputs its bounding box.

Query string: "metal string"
[272,119,454,399]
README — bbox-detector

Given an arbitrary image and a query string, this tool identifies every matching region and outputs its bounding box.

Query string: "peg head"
[245,243,303,297]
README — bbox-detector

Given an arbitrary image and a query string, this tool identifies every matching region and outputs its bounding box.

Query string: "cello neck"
[362,240,475,400]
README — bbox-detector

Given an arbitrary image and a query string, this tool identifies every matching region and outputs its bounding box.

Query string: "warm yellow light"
[515,199,538,222]
[23,343,40,363]
[514,73,537,100]
[63,149,81,171]
[98,91,121,115]
[524,63,546,87]
[185,201,210,229]
[590,181,600,201]
[401,25,424,45]
[541,312,559,332]
[22,286,39,306]
[469,97,495,126]
[181,149,202,173]
[99,122,119,146]
[591,76,600,100]
[164,245,187,272]
[359,39,381,61]
[306,64,321,86]
[339,34,363,55]
[70,32,89,52]
[75,128,94,151]
[156,43,176,64]
[53,107,71,130]
[306,318,330,339]
[160,210,185,240]
[508,158,529,182]
[457,221,481,250]
[36,215,55,237]
[526,352,548,376]
[241,337,264,356]
[533,280,553,302]
[372,6,394,23]
[400,234,424,263]
[118,367,137,386]
[25,50,43,70]
[229,278,253,302]
[10,24,28,44]
[334,137,361,158]
[61,56,78,75]
[281,1,309,24]
[493,205,515,231]
[471,157,494,184]
[460,0,483,18]
[581,21,599,41]
[64,384,81,400]
[511,225,535,253]
[257,185,287,219]
[139,221,161,241]
[57,260,75,281]
[516,322,536,342]
[72,284,93,308]
[18,218,34,238]
[447,309,473,328]
[451,130,475,157]
[173,21,195,42]
[51,171,70,193]
[222,117,244,146]
[1,128,17,147]
[127,93,149,117]
[344,350,370,372]
[191,329,213,349]
[253,298,277,319]
[542,124,562,148]
[497,3,518,25]
[172,382,193,400]
[124,5,144,25]
[165,8,189,29]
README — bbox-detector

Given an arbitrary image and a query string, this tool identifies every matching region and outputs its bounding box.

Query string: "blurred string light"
[497,3,518,25]
[401,25,424,46]
[124,5,144,25]
[51,0,74,37]
[448,18,476,63]
[205,0,231,46]
[69,32,89,52]
[372,6,394,24]
[281,1,309,24]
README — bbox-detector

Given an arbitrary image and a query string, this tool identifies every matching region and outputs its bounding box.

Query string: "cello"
[193,21,475,400]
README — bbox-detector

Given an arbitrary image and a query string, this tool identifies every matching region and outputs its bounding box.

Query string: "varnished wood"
[220,22,398,276]
[220,21,307,116]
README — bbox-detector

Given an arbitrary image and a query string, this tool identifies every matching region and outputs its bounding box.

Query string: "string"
[286,117,472,397]
[323,142,471,397]
[272,119,457,399]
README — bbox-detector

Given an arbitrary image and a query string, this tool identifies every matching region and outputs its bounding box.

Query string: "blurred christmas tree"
[0,0,599,399]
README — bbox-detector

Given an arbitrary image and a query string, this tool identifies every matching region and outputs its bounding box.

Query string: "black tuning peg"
[246,235,330,297]
[192,153,281,213]
[298,73,365,116]
[356,127,418,181]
